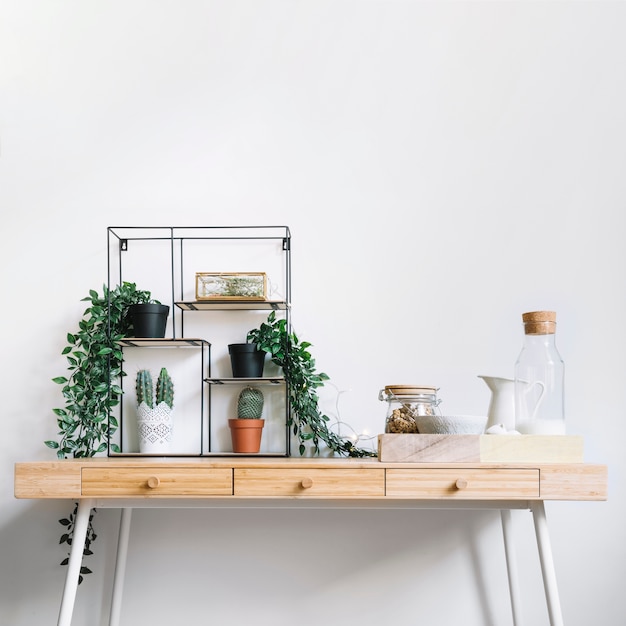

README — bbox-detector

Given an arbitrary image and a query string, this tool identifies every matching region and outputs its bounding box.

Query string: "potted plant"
[229,386,265,453]
[128,301,170,338]
[45,281,156,582]
[135,367,175,453]
[228,342,266,377]
[246,312,375,458]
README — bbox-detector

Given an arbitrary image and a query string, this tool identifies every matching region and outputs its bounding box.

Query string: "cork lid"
[522,311,556,323]
[384,385,438,397]
[522,310,556,334]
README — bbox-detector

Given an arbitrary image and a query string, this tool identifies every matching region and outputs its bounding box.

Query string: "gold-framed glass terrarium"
[195,272,267,301]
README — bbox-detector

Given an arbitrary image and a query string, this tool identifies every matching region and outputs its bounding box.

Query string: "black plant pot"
[228,343,266,377]
[129,304,170,338]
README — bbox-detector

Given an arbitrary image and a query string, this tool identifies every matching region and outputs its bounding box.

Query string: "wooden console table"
[14,457,607,626]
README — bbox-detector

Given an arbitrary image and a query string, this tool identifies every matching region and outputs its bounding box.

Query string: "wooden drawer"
[234,468,385,497]
[82,467,233,497]
[385,468,539,499]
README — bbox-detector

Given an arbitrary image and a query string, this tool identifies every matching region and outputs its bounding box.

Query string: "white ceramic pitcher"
[478,376,516,431]
[478,375,545,431]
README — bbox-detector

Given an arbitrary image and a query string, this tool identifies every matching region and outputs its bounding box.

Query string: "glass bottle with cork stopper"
[514,310,565,434]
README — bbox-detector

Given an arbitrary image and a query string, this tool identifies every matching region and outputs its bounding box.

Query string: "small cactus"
[136,368,174,409]
[136,369,154,409]
[237,386,264,419]
[156,367,174,409]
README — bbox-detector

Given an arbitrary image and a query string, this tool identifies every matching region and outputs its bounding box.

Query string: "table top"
[14,457,608,502]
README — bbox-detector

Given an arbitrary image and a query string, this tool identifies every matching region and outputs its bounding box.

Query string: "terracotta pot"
[228,418,265,453]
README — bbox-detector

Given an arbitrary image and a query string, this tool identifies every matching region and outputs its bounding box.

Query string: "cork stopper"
[522,310,556,335]
[384,385,438,397]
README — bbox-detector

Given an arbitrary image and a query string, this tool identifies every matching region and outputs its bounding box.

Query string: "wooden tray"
[378,434,584,463]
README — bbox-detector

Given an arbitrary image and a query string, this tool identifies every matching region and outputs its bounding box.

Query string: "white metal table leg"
[109,508,133,626]
[531,501,564,626]
[57,498,96,626]
[501,509,523,626]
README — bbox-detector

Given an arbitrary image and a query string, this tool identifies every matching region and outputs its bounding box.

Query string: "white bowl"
[416,414,487,435]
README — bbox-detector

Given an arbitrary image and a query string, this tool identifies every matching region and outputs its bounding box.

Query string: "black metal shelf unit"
[106,225,292,457]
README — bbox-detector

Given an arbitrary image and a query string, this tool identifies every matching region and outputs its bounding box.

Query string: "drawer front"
[234,468,385,497]
[385,468,539,499]
[82,467,233,497]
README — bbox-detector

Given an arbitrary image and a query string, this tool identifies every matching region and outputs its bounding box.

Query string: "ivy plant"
[45,282,155,582]
[247,311,376,458]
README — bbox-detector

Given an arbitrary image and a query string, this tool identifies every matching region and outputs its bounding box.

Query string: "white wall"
[1,1,624,624]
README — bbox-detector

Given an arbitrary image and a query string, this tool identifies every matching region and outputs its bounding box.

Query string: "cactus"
[135,369,154,409]
[136,367,174,409]
[156,367,174,409]
[237,386,264,419]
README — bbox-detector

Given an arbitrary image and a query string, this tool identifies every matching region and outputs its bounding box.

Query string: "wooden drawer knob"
[301,477,313,489]
[455,478,468,490]
[147,476,160,489]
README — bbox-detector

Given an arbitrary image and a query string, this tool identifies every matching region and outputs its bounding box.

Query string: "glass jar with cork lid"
[514,310,565,434]
[379,385,442,433]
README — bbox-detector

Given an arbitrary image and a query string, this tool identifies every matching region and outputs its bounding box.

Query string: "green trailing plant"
[45,281,156,582]
[136,367,174,409]
[46,282,156,458]
[58,503,96,584]
[237,387,264,419]
[247,311,376,458]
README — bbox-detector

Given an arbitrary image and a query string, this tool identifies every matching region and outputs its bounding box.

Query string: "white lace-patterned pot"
[137,402,174,453]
